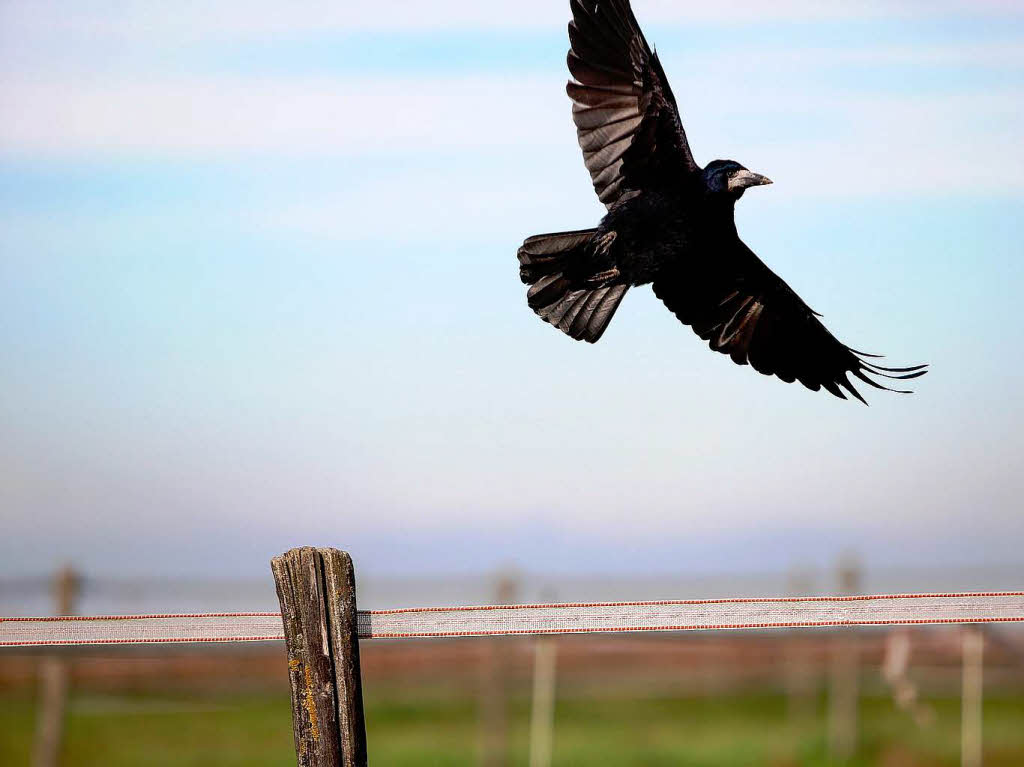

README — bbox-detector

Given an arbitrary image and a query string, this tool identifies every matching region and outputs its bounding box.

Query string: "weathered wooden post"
[271,547,367,767]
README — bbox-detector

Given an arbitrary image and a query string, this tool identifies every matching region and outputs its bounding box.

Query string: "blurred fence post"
[785,568,816,730]
[961,627,984,767]
[479,573,517,767]
[271,547,367,767]
[528,584,559,767]
[881,629,933,727]
[827,555,861,762]
[32,565,79,767]
[528,638,557,767]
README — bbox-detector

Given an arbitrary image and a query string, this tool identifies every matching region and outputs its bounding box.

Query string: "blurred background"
[2,0,1023,764]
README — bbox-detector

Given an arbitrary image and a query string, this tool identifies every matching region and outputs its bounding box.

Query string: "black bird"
[517,0,927,403]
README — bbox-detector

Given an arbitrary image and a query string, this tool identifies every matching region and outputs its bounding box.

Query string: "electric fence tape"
[3,592,1023,647]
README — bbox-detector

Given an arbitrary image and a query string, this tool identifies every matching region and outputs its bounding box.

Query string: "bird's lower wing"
[651,243,927,403]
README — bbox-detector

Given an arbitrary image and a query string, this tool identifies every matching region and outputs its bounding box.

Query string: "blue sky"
[1,0,1023,583]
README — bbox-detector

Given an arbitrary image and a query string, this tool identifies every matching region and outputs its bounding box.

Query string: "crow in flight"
[517,0,927,403]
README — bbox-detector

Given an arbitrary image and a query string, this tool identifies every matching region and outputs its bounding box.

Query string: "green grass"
[3,686,1024,766]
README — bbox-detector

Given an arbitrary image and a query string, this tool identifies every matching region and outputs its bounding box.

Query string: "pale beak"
[728,169,773,192]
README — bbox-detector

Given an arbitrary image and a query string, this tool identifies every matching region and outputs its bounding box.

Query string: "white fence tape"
[1,613,285,646]
[3,593,1023,647]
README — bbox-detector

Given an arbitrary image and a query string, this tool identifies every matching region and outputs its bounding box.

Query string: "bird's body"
[596,191,698,285]
[593,178,754,286]
[518,0,926,403]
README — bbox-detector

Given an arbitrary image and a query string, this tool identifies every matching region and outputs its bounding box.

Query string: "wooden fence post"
[32,565,78,767]
[271,547,367,767]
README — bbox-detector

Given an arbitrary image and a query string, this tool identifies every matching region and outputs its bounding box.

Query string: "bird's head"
[703,160,773,199]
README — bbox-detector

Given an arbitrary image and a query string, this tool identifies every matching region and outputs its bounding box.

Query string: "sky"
[1,0,1023,585]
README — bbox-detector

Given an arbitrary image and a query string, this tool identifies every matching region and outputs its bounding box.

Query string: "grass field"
[3,683,1024,766]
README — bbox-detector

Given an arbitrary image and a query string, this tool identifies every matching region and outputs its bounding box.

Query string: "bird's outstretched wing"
[567,0,699,208]
[652,241,928,403]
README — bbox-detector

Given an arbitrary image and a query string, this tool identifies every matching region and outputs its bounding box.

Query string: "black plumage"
[517,0,927,403]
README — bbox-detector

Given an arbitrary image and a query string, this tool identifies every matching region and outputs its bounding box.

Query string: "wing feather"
[652,241,928,403]
[567,0,699,208]
[577,117,642,152]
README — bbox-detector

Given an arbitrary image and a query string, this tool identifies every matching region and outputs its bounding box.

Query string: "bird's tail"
[517,228,628,343]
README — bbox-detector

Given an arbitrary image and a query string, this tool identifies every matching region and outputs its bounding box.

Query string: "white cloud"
[0,74,565,156]
[2,0,1022,195]
[3,0,1021,43]
[2,65,1020,198]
